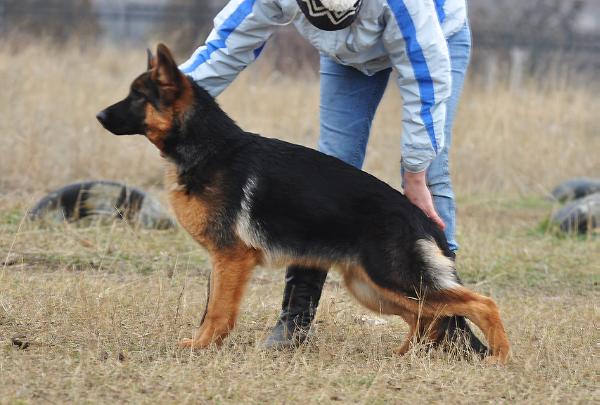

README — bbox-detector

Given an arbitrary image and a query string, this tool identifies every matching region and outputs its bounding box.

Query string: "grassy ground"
[1,42,599,403]
[1,196,598,403]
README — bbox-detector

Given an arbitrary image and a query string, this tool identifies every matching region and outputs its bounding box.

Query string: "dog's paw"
[392,344,410,356]
[178,337,215,350]
[178,338,196,349]
[482,355,508,366]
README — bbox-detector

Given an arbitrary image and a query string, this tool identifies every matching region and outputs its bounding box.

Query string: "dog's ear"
[147,48,156,71]
[152,43,181,87]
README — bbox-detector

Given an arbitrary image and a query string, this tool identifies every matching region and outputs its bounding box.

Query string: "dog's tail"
[434,315,488,357]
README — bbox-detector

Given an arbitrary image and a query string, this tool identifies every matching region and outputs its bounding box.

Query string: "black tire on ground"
[550,178,600,203]
[28,180,175,229]
[552,192,600,234]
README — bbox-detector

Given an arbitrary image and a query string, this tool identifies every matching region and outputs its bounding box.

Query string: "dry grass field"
[1,41,599,403]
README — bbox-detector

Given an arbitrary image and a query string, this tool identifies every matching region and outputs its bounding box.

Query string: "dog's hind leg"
[342,268,433,355]
[343,265,509,363]
[343,270,401,315]
[422,287,510,364]
[392,312,421,355]
[179,245,260,349]
[423,315,489,357]
[393,315,450,356]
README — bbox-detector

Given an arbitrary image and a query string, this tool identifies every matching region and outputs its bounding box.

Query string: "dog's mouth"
[96,108,145,136]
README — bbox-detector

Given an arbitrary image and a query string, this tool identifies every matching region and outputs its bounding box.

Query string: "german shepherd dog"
[97,44,510,364]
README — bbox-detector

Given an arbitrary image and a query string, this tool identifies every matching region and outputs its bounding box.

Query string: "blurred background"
[0,0,598,197]
[2,0,599,82]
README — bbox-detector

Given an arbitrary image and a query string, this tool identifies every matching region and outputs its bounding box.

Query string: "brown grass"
[0,40,598,195]
[1,41,599,403]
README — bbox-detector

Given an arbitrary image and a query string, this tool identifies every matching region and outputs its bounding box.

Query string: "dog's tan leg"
[426,287,511,364]
[343,268,431,356]
[179,245,260,349]
[393,314,445,355]
[343,266,509,363]
[393,313,419,355]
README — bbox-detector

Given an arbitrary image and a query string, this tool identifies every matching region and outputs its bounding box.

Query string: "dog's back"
[228,134,451,289]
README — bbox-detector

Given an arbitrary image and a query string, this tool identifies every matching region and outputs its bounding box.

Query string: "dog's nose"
[96,110,108,125]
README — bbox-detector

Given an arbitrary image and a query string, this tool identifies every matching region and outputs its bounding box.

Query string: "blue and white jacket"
[180,0,467,172]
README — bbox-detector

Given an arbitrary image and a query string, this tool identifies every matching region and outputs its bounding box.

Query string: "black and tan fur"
[97,44,510,364]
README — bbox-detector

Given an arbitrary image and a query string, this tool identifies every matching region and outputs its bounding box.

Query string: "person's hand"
[403,171,446,230]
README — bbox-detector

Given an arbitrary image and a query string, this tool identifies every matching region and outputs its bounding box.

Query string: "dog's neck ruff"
[297,0,362,31]
[161,81,242,177]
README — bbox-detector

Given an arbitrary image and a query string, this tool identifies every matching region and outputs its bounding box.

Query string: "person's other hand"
[403,171,446,231]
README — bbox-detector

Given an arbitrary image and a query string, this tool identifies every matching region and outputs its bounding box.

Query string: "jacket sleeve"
[179,0,294,97]
[382,0,452,173]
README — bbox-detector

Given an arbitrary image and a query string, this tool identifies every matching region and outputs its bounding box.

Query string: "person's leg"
[264,56,391,348]
[426,24,472,252]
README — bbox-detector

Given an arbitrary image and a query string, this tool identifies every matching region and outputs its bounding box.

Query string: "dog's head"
[96,44,193,150]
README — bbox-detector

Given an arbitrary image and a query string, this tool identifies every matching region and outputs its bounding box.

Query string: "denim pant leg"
[318,55,392,168]
[427,24,472,252]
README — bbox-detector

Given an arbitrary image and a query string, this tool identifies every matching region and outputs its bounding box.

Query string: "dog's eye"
[131,89,146,100]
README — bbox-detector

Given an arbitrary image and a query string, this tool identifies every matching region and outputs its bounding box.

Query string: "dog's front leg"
[179,245,259,349]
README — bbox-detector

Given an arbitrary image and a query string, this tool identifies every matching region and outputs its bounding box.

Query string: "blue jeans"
[318,24,471,252]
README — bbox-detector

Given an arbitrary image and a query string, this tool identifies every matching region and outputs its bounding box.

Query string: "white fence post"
[484,52,499,90]
[509,47,528,91]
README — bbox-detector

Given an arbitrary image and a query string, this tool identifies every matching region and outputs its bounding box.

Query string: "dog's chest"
[164,164,214,248]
